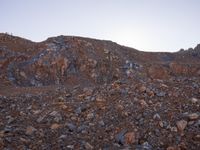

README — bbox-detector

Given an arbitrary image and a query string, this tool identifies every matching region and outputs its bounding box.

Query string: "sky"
[0,0,200,52]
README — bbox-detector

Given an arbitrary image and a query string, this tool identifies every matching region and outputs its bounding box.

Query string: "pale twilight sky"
[0,0,200,52]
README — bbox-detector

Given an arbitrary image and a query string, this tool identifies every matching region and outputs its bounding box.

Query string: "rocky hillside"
[0,33,200,87]
[0,33,200,149]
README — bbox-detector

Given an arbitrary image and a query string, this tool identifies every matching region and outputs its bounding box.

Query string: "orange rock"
[176,120,187,132]
[139,85,146,93]
[50,123,60,130]
[148,65,169,79]
[124,132,136,144]
[26,126,37,135]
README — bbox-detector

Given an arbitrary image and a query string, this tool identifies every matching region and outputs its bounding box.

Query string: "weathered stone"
[176,120,187,132]
[26,126,37,135]
[159,121,164,128]
[87,112,94,120]
[124,132,136,144]
[139,99,148,107]
[84,142,94,150]
[0,131,4,137]
[115,129,127,145]
[50,123,60,130]
[191,98,198,103]
[139,85,146,93]
[66,123,76,132]
[49,111,62,122]
[19,71,27,78]
[170,126,178,132]
[188,113,199,120]
[153,113,161,120]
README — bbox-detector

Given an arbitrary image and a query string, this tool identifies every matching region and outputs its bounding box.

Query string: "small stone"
[0,131,4,137]
[191,98,198,103]
[66,123,76,132]
[67,145,74,149]
[115,129,127,145]
[136,142,152,150]
[49,111,58,116]
[188,121,195,125]
[19,71,27,78]
[188,113,199,120]
[116,104,124,110]
[26,126,37,135]
[77,125,88,133]
[139,85,146,93]
[96,97,105,102]
[84,142,94,150]
[7,116,15,124]
[83,87,94,96]
[194,135,200,141]
[49,111,62,122]
[87,112,94,120]
[167,146,177,150]
[59,135,67,139]
[71,116,77,121]
[124,132,136,144]
[0,137,3,146]
[161,84,168,88]
[65,93,71,97]
[153,113,161,120]
[89,123,95,126]
[20,137,29,143]
[176,120,187,132]
[33,110,40,115]
[156,91,166,97]
[98,120,105,127]
[146,89,154,97]
[58,96,65,101]
[37,115,46,123]
[170,126,178,132]
[4,126,12,133]
[51,123,60,130]
[139,99,148,107]
[159,121,164,128]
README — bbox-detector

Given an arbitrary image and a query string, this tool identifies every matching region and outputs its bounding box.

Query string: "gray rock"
[99,120,105,127]
[153,113,161,120]
[136,142,153,150]
[156,91,166,97]
[66,123,76,132]
[115,129,127,145]
[77,125,88,133]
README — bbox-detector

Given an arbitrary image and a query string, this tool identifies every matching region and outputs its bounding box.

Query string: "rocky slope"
[0,33,200,149]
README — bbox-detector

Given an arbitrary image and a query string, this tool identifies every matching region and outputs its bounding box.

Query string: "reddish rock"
[139,85,146,93]
[50,123,61,130]
[139,99,148,107]
[124,132,136,144]
[176,120,187,132]
[26,126,37,135]
[148,65,169,79]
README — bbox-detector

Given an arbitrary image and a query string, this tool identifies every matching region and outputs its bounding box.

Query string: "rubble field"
[0,33,200,149]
